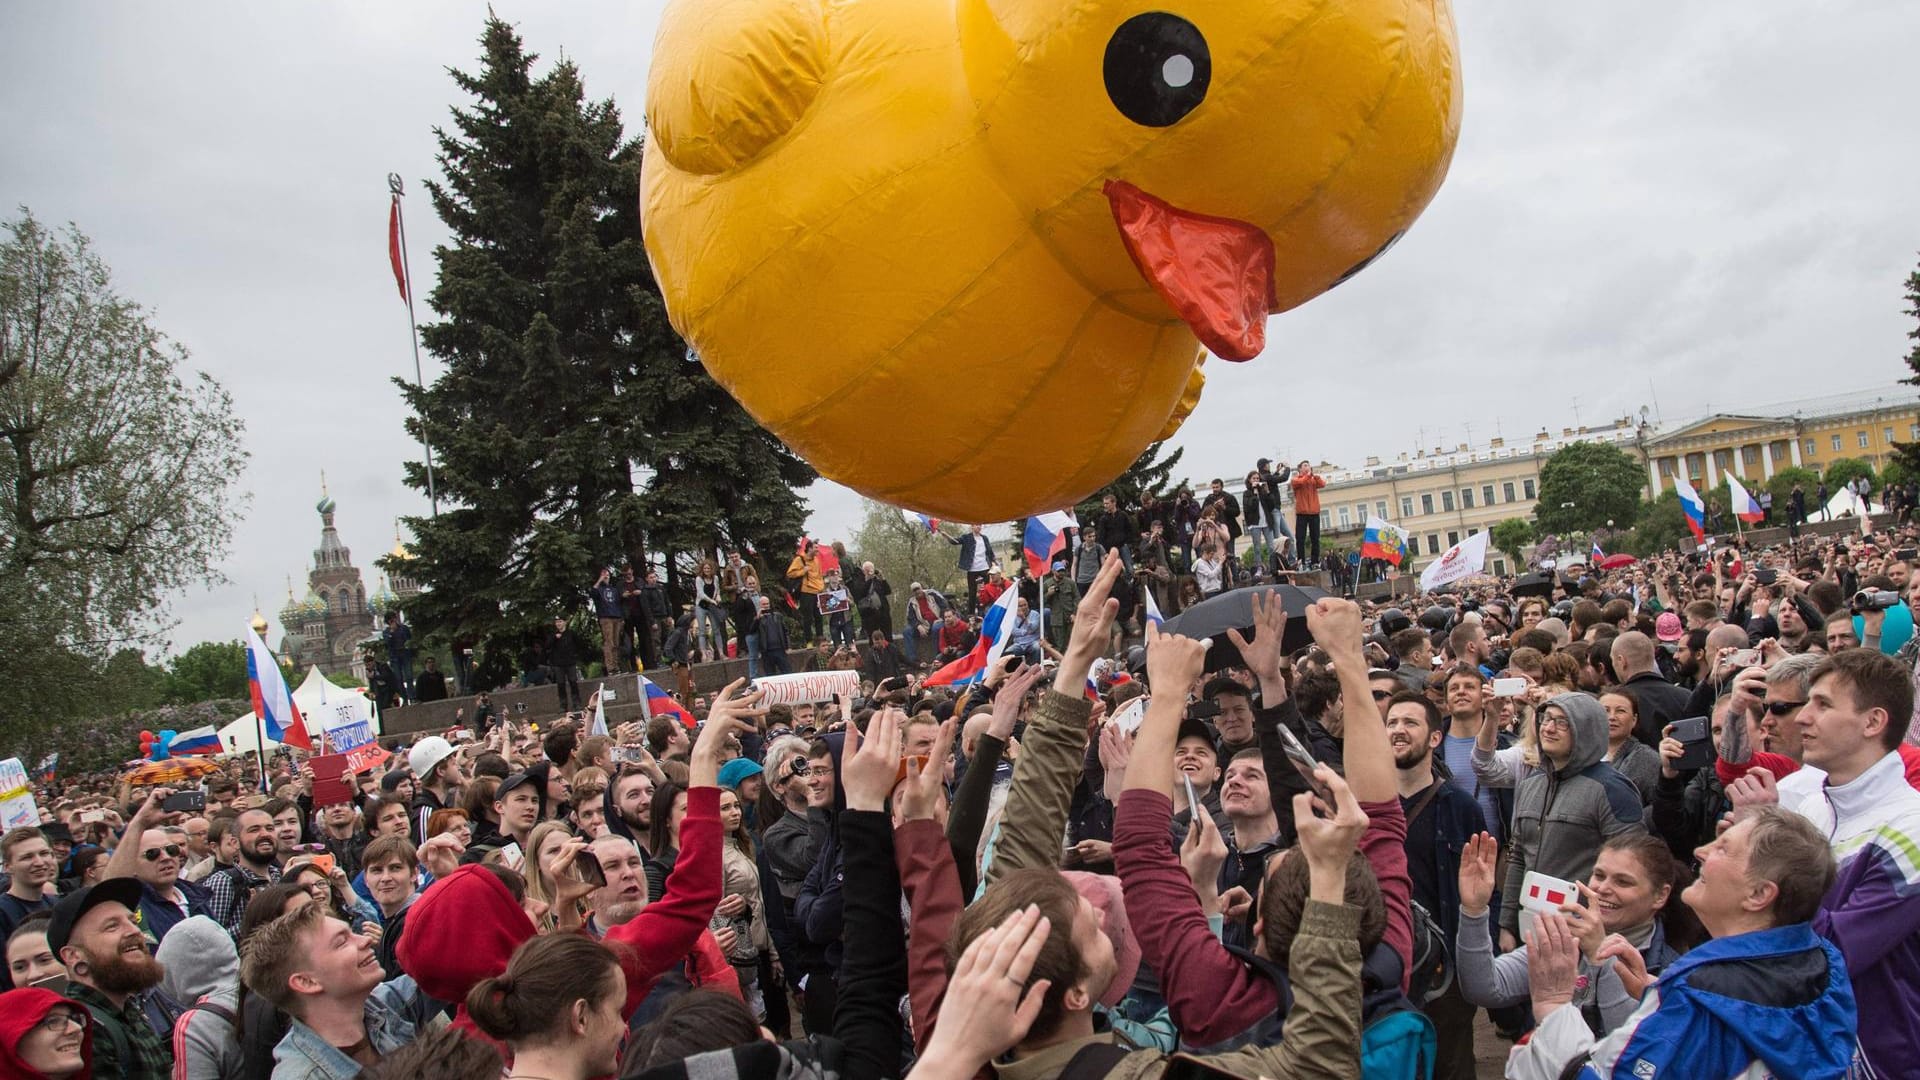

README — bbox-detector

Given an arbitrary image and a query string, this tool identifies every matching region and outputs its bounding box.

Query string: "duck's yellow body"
[642,0,1460,522]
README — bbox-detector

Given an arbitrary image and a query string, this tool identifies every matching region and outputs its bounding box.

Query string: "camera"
[1185,699,1221,722]
[1852,589,1900,614]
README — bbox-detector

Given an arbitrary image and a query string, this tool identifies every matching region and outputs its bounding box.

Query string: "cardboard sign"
[307,754,355,807]
[0,758,36,830]
[752,670,861,706]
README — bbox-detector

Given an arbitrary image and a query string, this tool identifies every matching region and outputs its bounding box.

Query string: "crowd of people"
[5,514,1919,1078]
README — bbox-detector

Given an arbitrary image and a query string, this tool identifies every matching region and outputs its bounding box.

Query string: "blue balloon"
[150,743,168,761]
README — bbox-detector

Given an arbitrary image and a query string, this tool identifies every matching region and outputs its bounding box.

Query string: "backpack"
[1405,899,1452,1006]
[1361,1005,1438,1080]
[216,865,269,925]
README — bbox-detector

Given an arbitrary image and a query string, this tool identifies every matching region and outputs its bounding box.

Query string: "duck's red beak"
[1105,180,1276,361]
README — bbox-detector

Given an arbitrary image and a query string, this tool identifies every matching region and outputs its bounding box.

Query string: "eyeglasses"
[804,766,835,779]
[1536,714,1571,731]
[140,845,183,861]
[37,1010,84,1033]
[1764,700,1807,716]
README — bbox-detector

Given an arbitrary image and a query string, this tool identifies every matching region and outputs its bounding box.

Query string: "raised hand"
[1526,913,1582,1022]
[841,707,905,812]
[989,663,1047,741]
[1559,881,1608,961]
[1726,766,1778,822]
[1143,621,1209,699]
[1180,801,1228,901]
[1595,935,1653,1000]
[1227,590,1289,690]
[1304,597,1366,661]
[897,718,955,822]
[1054,552,1124,697]
[915,905,1056,1079]
[1458,832,1499,916]
[1293,766,1368,903]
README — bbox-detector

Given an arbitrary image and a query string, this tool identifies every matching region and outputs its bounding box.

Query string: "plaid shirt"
[67,981,173,1080]
[204,862,280,935]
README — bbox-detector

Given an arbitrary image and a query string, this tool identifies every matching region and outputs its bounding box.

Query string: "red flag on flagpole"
[388,195,409,303]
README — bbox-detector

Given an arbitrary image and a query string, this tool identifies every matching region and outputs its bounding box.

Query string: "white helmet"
[408,735,456,782]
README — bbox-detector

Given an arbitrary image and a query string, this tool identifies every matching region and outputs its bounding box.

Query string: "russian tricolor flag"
[901,509,942,534]
[1727,475,1765,524]
[1590,537,1604,562]
[169,726,221,756]
[926,584,1020,687]
[246,628,312,750]
[1674,475,1707,541]
[1023,511,1076,577]
[1142,585,1165,630]
[640,675,697,729]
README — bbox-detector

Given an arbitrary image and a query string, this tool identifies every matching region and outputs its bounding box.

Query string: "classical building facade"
[1640,387,1920,496]
[278,494,378,679]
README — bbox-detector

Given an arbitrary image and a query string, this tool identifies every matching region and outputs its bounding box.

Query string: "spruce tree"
[390,17,813,650]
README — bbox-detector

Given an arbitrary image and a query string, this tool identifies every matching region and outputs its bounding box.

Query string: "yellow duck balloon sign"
[642,0,1461,522]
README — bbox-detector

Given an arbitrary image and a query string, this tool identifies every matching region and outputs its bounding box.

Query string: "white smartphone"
[1112,696,1150,736]
[499,842,524,872]
[1518,871,1580,942]
[1491,677,1527,698]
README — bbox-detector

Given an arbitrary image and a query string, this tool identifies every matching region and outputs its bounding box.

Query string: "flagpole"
[388,173,440,517]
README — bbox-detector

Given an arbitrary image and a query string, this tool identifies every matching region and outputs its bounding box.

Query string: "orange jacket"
[1291,471,1327,514]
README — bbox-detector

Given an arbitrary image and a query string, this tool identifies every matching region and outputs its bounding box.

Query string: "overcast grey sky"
[3,2,1916,655]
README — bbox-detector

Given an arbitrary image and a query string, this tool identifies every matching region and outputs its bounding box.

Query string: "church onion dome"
[390,539,413,561]
[299,590,327,618]
[370,577,397,614]
[249,610,270,635]
[317,494,336,516]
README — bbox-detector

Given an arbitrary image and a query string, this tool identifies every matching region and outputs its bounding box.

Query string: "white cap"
[408,735,456,781]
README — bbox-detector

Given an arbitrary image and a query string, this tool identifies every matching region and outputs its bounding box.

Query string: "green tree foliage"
[849,500,966,617]
[1533,442,1647,534]
[0,210,248,758]
[1821,457,1877,495]
[1882,458,1913,490]
[389,17,813,653]
[1766,466,1820,506]
[1888,255,1920,478]
[162,640,249,704]
[1489,517,1534,568]
[1076,440,1186,519]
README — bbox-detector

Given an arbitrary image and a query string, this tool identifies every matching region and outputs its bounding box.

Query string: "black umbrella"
[1160,584,1329,669]
[1510,571,1556,598]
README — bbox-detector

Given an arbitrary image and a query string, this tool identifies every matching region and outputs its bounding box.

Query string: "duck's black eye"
[1103,13,1211,128]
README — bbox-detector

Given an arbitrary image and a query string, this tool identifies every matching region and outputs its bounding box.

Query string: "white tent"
[294,667,380,739]
[1818,489,1882,523]
[218,713,281,756]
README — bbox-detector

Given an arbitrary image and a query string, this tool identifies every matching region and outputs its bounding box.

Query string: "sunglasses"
[1764,700,1807,716]
[140,845,183,861]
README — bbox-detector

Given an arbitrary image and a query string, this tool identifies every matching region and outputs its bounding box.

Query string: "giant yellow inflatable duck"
[642,0,1460,522]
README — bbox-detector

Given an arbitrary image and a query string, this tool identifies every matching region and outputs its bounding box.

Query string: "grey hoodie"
[1499,693,1647,935]
[156,915,245,1080]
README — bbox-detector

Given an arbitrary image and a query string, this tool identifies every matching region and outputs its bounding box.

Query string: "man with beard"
[602,767,658,860]
[50,878,173,1079]
[101,792,211,946]
[205,808,282,936]
[1387,691,1485,1080]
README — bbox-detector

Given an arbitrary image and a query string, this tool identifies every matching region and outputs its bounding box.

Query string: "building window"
[1318,511,1328,532]
[1885,428,1895,444]
[1447,531,1460,547]
[1658,457,1676,477]
[1426,534,1441,555]
[1910,424,1918,440]
[1493,558,1508,577]
[1523,478,1537,499]
[1441,491,1455,512]
[1483,484,1497,505]
[1805,438,1816,456]
[1832,434,1843,451]
[1859,430,1870,448]
[1460,488,1474,509]
[1400,496,1414,519]
[1338,506,1351,529]
[1742,445,1759,467]
[1769,440,1790,464]
[1421,493,1435,515]
[1376,501,1388,520]
[1714,449,1735,472]
[1503,481,1516,502]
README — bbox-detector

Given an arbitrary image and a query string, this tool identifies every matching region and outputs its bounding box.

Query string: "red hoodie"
[603,785,727,1016]
[0,987,93,1080]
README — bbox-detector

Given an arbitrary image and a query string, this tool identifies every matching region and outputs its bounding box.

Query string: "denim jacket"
[271,976,437,1080]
